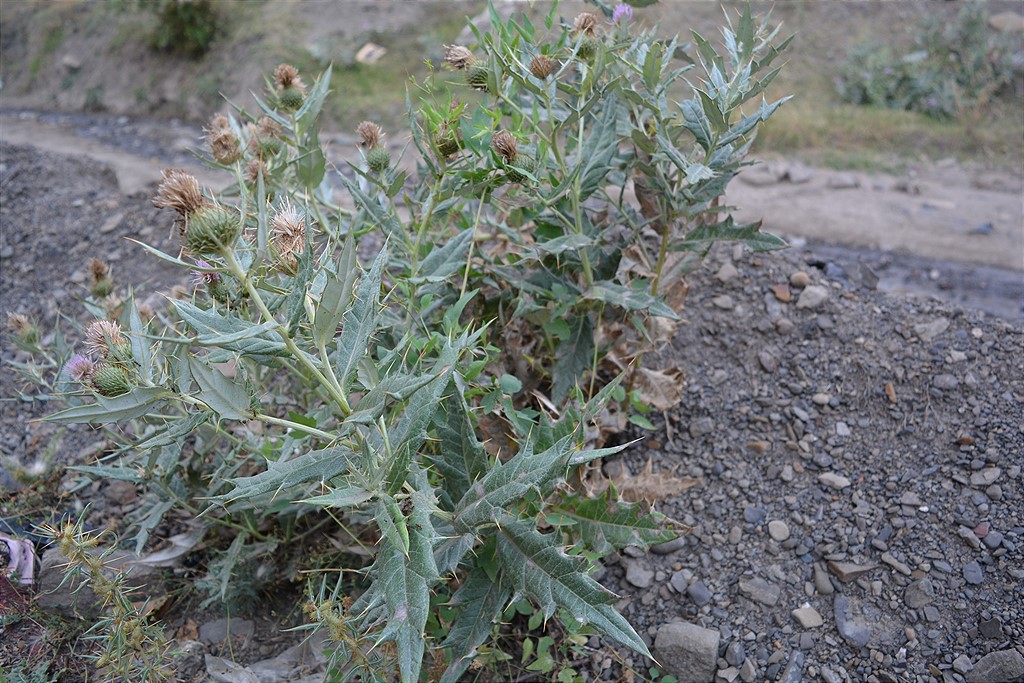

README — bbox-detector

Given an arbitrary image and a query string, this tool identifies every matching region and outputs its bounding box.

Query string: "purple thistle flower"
[612,3,633,25]
[66,353,95,382]
[192,260,220,287]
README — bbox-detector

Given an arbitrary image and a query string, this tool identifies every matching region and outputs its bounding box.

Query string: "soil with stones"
[1,128,1023,682]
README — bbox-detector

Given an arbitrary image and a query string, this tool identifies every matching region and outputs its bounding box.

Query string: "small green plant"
[836,3,1018,120]
[0,662,60,683]
[14,1,791,680]
[146,0,220,58]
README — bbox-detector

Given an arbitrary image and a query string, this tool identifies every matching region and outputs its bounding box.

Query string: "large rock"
[967,649,1024,683]
[655,622,720,683]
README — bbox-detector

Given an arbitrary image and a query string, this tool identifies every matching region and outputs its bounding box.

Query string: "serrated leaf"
[171,300,289,357]
[189,357,252,421]
[413,228,474,283]
[643,41,663,92]
[300,484,374,508]
[433,524,476,575]
[213,445,351,503]
[552,315,592,405]
[532,233,595,258]
[454,437,573,531]
[45,387,167,424]
[440,571,512,683]
[584,282,679,319]
[126,294,152,383]
[679,97,714,152]
[313,234,357,347]
[429,395,488,506]
[335,248,385,391]
[674,216,787,256]
[296,64,332,133]
[579,104,620,202]
[552,490,676,555]
[372,468,439,683]
[495,515,650,657]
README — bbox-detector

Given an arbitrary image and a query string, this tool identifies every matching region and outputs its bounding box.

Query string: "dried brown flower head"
[88,257,110,283]
[443,45,475,70]
[6,313,31,334]
[356,121,385,149]
[207,114,230,133]
[273,63,305,93]
[245,158,267,185]
[271,201,307,274]
[529,55,557,79]
[205,115,240,165]
[153,168,205,217]
[491,130,519,162]
[256,117,281,139]
[574,12,599,35]
[84,320,125,359]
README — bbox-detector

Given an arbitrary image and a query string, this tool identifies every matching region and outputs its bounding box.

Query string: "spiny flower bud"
[366,146,391,173]
[271,202,307,274]
[84,320,125,359]
[443,45,475,70]
[153,169,204,218]
[88,257,114,298]
[529,55,557,79]
[572,12,601,60]
[245,158,267,186]
[205,115,241,165]
[491,130,519,162]
[466,61,491,91]
[7,312,40,346]
[91,364,132,397]
[356,121,385,149]
[184,204,241,255]
[505,154,537,184]
[273,64,307,111]
[65,353,96,383]
[434,121,462,158]
[248,117,283,158]
[192,260,233,302]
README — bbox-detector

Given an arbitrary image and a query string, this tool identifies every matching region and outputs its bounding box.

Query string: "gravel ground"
[2,140,1023,682]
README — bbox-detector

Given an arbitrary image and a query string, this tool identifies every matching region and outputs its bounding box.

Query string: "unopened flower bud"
[466,62,491,91]
[7,312,41,346]
[505,154,537,184]
[434,121,462,158]
[366,146,391,173]
[529,55,557,79]
[273,64,306,111]
[574,12,599,35]
[443,45,475,70]
[184,204,241,255]
[88,258,114,298]
[245,158,267,186]
[91,364,132,397]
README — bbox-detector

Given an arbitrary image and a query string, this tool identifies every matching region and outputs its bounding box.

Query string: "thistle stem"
[254,413,336,441]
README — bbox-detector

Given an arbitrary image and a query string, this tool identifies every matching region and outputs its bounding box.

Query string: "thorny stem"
[460,193,489,298]
[255,412,337,442]
[222,249,352,415]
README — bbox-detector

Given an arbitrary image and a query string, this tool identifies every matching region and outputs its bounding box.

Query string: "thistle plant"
[30,2,791,681]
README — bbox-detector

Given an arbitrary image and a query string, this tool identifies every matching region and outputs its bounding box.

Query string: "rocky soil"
[1,127,1023,683]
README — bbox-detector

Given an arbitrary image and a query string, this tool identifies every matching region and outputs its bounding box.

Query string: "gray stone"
[923,605,941,622]
[904,578,936,609]
[978,618,1003,640]
[959,525,984,550]
[717,666,739,683]
[963,560,984,585]
[625,559,654,589]
[933,374,959,390]
[970,468,1001,487]
[953,654,974,675]
[655,622,720,683]
[687,580,713,607]
[818,472,851,490]
[834,595,872,648]
[967,650,1024,683]
[739,659,757,683]
[795,285,829,310]
[814,564,835,595]
[981,530,1004,550]
[670,570,689,594]
[725,641,745,667]
[199,617,255,644]
[712,294,735,310]
[989,11,1024,33]
[792,605,824,628]
[827,561,878,582]
[651,537,687,555]
[768,520,791,542]
[743,506,766,525]
[779,650,805,683]
[690,417,715,438]
[881,552,912,576]
[716,263,739,283]
[827,173,860,189]
[738,577,781,606]
[914,317,950,342]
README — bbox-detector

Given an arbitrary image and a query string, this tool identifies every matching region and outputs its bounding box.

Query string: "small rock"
[651,537,687,555]
[779,650,805,683]
[739,659,757,683]
[835,421,851,437]
[716,263,739,283]
[770,283,793,303]
[670,571,689,594]
[904,578,935,609]
[962,561,983,585]
[687,580,713,607]
[768,520,790,542]
[712,295,735,310]
[792,605,824,628]
[953,654,974,675]
[834,595,872,648]
[914,317,949,342]
[725,641,745,667]
[967,649,1024,683]
[795,285,829,310]
[814,564,834,595]
[738,577,780,606]
[655,622,720,683]
[717,666,740,683]
[881,552,912,576]
[970,468,1001,487]
[625,560,654,589]
[61,54,82,70]
[690,417,715,438]
[99,211,125,235]
[818,472,851,490]
[933,374,959,390]
[959,525,984,550]
[827,173,860,189]
[978,618,1003,640]
[789,271,811,288]
[199,617,255,645]
[743,506,766,525]
[811,392,832,406]
[988,11,1024,33]
[758,351,780,373]
[827,561,878,582]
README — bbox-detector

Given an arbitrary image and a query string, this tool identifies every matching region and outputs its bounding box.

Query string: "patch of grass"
[28,21,64,84]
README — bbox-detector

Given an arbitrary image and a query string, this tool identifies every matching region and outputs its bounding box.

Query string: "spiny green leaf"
[312,233,357,347]
[335,247,386,391]
[213,445,351,503]
[45,387,168,424]
[171,300,289,357]
[440,571,512,683]
[300,484,374,509]
[552,315,593,405]
[495,514,650,657]
[189,356,252,421]
[430,394,488,506]
[674,216,787,255]
[551,490,676,555]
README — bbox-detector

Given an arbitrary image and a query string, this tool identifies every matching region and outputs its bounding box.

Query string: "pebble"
[967,649,1024,683]
[828,560,878,582]
[768,520,791,541]
[834,595,872,648]
[779,650,805,683]
[969,468,1001,487]
[625,559,655,589]
[725,641,745,667]
[739,659,756,682]
[962,561,983,585]
[796,285,829,310]
[814,564,835,595]
[715,263,739,283]
[199,618,255,644]
[818,472,851,490]
[812,392,832,406]
[654,622,719,683]
[790,271,811,288]
[933,374,959,390]
[792,605,824,628]
[712,295,735,310]
[743,506,766,525]
[903,578,935,609]
[914,317,950,342]
[651,537,687,555]
[687,580,713,607]
[881,552,912,576]
[953,654,974,675]
[958,526,984,550]
[835,421,851,436]
[738,577,781,606]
